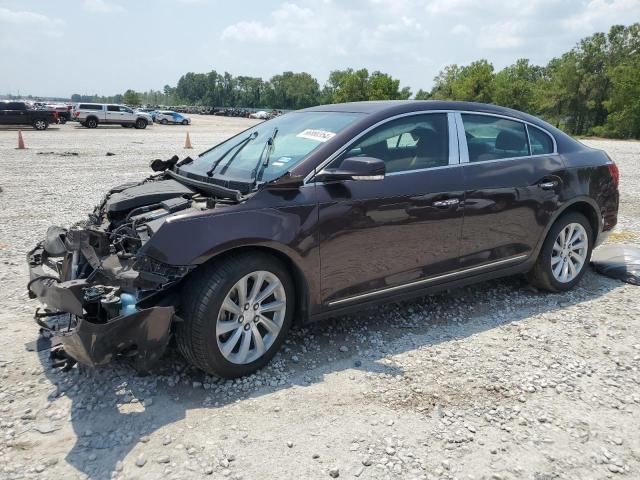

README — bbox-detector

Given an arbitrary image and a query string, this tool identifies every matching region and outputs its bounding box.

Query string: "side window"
[107,105,119,112]
[461,114,529,162]
[120,106,133,113]
[340,114,449,174]
[528,126,554,155]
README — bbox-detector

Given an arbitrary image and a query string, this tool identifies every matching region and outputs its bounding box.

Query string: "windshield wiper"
[251,127,278,186]
[206,131,257,177]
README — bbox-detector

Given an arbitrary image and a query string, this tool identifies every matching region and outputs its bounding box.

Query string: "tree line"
[71,23,639,139]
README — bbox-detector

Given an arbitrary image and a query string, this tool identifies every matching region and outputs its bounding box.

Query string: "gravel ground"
[0,118,639,480]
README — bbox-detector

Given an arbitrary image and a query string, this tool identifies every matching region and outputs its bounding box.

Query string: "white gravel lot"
[0,118,639,480]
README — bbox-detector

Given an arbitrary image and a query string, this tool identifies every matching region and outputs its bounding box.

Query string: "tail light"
[75,111,80,117]
[607,162,619,187]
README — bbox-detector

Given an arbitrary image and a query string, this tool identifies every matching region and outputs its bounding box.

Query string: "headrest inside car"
[495,130,525,151]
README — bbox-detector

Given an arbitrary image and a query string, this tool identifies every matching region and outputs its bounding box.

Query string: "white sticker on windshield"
[296,129,336,143]
[272,162,285,166]
[276,156,292,163]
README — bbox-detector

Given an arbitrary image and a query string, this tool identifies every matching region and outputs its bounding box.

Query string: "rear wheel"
[176,252,294,378]
[161,118,168,125]
[33,119,48,130]
[86,117,98,129]
[527,212,593,292]
[135,118,147,129]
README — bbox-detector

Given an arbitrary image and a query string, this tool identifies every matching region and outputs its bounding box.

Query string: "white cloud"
[0,7,62,26]
[221,21,278,42]
[562,0,640,32]
[479,21,526,49]
[82,0,124,14]
[451,24,471,35]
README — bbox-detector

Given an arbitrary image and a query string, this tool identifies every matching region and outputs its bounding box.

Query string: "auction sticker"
[296,129,336,142]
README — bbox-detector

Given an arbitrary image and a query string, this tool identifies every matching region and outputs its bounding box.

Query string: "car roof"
[303,100,536,120]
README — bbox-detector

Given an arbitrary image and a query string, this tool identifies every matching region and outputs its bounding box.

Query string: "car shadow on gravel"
[35,269,621,479]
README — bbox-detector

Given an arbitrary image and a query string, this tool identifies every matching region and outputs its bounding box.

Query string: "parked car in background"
[27,100,619,378]
[73,104,150,129]
[155,111,191,125]
[0,101,57,130]
[136,108,159,122]
[249,110,269,119]
[47,104,72,124]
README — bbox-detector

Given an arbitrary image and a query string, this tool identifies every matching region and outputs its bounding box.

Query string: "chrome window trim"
[455,111,558,165]
[305,109,559,185]
[327,253,529,307]
[305,110,457,184]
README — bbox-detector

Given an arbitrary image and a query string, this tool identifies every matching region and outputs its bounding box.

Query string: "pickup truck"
[0,101,57,130]
[73,103,151,129]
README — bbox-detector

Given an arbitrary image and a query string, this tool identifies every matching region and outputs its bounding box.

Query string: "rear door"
[317,112,465,307]
[457,112,564,270]
[106,105,121,123]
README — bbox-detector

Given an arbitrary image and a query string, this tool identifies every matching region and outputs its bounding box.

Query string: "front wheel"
[527,212,593,292]
[182,119,189,125]
[33,119,48,130]
[176,253,294,378]
[135,118,147,129]
[160,119,168,125]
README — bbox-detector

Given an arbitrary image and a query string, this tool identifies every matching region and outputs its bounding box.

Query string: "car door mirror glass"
[316,156,385,182]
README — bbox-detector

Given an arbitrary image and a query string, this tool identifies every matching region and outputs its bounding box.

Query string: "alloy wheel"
[216,270,286,365]
[35,120,46,130]
[551,222,588,283]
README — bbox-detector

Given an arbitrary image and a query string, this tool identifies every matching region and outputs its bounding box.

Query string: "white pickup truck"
[73,103,152,129]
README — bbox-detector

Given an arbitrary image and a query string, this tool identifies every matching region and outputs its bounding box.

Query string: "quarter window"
[340,113,449,173]
[528,126,554,155]
[461,114,529,162]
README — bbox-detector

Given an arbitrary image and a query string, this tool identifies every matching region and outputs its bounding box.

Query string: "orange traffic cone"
[17,130,25,149]
[184,132,193,149]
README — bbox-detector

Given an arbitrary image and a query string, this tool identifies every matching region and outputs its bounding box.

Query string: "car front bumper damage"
[27,228,182,371]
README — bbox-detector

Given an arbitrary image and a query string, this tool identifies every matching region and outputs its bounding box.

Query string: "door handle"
[538,181,558,190]
[433,198,460,208]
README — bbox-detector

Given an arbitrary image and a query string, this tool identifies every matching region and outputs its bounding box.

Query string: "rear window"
[1,102,26,111]
[79,104,103,110]
[528,126,554,155]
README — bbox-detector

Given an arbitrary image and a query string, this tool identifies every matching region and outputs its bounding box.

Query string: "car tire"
[161,119,168,125]
[135,118,147,129]
[33,119,49,130]
[527,211,593,292]
[86,117,98,129]
[176,252,294,378]
[58,117,67,125]
[182,119,189,125]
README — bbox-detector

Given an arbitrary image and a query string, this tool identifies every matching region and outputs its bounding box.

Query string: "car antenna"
[206,131,257,177]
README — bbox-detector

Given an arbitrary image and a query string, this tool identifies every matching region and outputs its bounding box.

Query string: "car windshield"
[179,111,365,184]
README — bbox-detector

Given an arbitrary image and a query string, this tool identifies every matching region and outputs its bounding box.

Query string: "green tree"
[122,89,140,105]
[492,59,541,112]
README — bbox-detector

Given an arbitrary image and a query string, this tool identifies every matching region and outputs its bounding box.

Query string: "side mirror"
[315,156,385,182]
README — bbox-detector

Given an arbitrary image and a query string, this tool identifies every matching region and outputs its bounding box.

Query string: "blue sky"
[1,0,639,98]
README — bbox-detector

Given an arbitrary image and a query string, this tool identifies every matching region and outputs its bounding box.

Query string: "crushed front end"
[26,175,207,370]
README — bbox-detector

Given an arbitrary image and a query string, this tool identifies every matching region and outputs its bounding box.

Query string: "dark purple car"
[28,101,619,377]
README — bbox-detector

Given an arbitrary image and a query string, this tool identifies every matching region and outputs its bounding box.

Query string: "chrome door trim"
[453,112,469,164]
[446,112,459,165]
[327,254,529,307]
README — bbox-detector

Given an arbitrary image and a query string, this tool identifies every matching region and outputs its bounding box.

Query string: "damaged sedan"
[28,101,619,378]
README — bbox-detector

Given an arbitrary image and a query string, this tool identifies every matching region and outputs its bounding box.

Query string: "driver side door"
[316,112,465,308]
